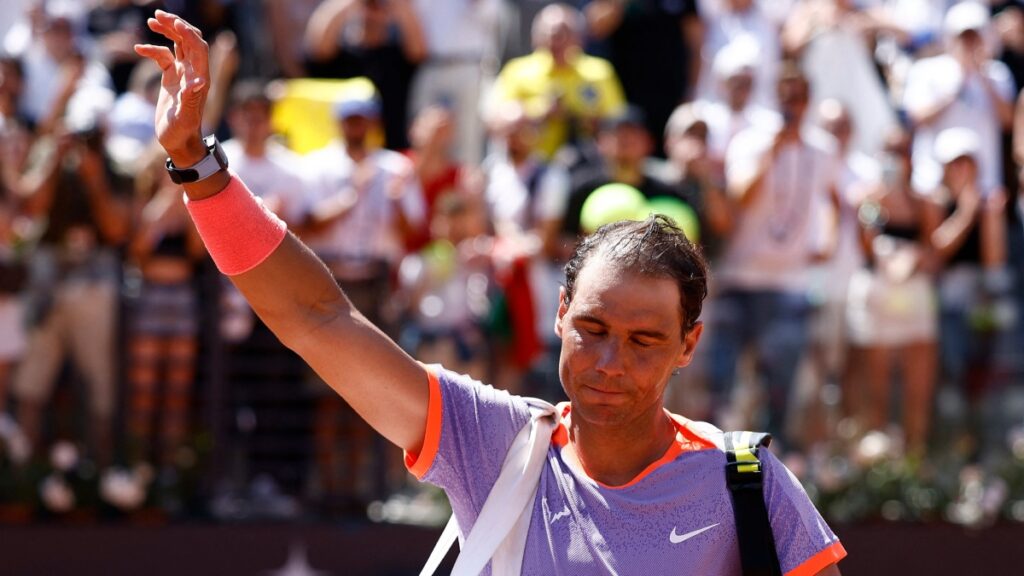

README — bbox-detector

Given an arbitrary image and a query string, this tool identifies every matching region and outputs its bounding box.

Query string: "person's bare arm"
[135,10,430,454]
[730,130,790,208]
[928,190,981,263]
[391,0,427,64]
[1014,90,1024,168]
[266,0,306,78]
[980,187,1007,268]
[78,143,130,245]
[682,15,703,101]
[585,0,625,40]
[304,0,358,62]
[201,31,239,135]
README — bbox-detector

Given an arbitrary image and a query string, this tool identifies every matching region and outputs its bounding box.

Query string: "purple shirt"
[406,367,846,575]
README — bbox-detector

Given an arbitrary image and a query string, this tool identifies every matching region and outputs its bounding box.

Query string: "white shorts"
[846,267,938,347]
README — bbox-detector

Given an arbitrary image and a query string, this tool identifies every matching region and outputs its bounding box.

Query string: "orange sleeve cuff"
[405,367,443,480]
[785,541,847,576]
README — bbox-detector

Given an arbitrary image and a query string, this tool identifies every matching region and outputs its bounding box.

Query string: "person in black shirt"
[562,106,684,238]
[583,0,702,157]
[304,0,427,151]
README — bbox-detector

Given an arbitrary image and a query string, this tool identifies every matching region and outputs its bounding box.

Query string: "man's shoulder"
[574,54,617,80]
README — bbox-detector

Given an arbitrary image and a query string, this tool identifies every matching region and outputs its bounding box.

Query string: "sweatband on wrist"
[184,173,288,276]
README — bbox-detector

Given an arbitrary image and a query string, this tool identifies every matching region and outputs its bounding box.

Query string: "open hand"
[133,10,210,167]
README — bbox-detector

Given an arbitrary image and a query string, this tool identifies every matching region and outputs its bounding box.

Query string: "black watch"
[165,135,229,184]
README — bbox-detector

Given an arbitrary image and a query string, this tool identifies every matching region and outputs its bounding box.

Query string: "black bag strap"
[724,431,783,576]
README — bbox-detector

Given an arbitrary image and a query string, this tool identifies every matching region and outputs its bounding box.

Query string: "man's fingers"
[171,19,210,94]
[173,18,209,59]
[147,15,181,43]
[134,44,175,70]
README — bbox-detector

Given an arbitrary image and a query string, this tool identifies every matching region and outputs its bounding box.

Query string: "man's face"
[42,18,75,61]
[601,123,651,166]
[724,72,753,109]
[555,254,702,428]
[340,115,373,148]
[777,77,809,125]
[229,100,272,146]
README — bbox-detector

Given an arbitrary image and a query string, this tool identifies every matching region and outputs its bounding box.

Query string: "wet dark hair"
[563,215,709,333]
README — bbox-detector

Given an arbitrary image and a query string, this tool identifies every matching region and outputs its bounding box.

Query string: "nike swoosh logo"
[669,523,719,544]
[550,505,571,524]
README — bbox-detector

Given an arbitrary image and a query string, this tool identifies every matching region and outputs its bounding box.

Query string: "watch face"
[166,137,229,183]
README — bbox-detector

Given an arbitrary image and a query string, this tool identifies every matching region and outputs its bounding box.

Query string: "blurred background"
[1,0,1024,574]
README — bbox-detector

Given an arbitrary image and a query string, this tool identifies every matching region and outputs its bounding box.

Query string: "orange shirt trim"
[404,367,442,480]
[785,541,847,576]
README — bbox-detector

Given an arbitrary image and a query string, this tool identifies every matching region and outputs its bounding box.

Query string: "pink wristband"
[184,174,288,276]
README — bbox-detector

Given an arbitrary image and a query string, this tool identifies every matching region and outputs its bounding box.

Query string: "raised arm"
[134,11,430,455]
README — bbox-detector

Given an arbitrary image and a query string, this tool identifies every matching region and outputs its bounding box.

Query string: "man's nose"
[594,339,626,377]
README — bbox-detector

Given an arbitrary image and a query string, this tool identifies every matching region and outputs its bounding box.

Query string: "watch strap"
[166,135,229,184]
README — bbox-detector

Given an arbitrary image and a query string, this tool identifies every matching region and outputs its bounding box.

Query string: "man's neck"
[243,139,267,158]
[347,145,368,163]
[568,407,676,486]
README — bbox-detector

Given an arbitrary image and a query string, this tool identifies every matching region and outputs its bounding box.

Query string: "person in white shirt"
[688,36,781,163]
[18,4,114,134]
[902,1,1016,197]
[696,0,782,109]
[221,81,307,227]
[303,95,426,292]
[708,62,842,447]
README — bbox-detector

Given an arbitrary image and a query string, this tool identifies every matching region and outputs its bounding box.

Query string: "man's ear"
[675,321,704,369]
[554,286,569,338]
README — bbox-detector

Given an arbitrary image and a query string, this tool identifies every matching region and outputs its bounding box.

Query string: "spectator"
[403,104,464,251]
[222,81,307,227]
[125,147,204,473]
[105,59,161,176]
[0,121,33,457]
[783,0,899,155]
[661,103,735,260]
[691,37,781,164]
[397,192,493,380]
[696,0,782,109]
[582,0,703,156]
[409,0,502,164]
[709,63,841,448]
[304,0,427,150]
[902,1,1015,197]
[561,106,680,239]
[11,113,130,469]
[0,56,29,130]
[928,127,1010,416]
[266,0,321,78]
[483,102,570,255]
[801,99,877,446]
[18,3,115,135]
[301,94,425,505]
[482,102,572,395]
[846,126,939,455]
[303,95,426,281]
[86,0,164,95]
[486,3,626,159]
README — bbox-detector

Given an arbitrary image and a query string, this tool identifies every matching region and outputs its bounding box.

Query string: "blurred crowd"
[1,0,1024,526]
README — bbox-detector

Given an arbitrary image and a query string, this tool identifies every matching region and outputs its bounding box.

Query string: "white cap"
[934,127,980,164]
[944,1,990,38]
[713,35,760,81]
[664,102,706,140]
